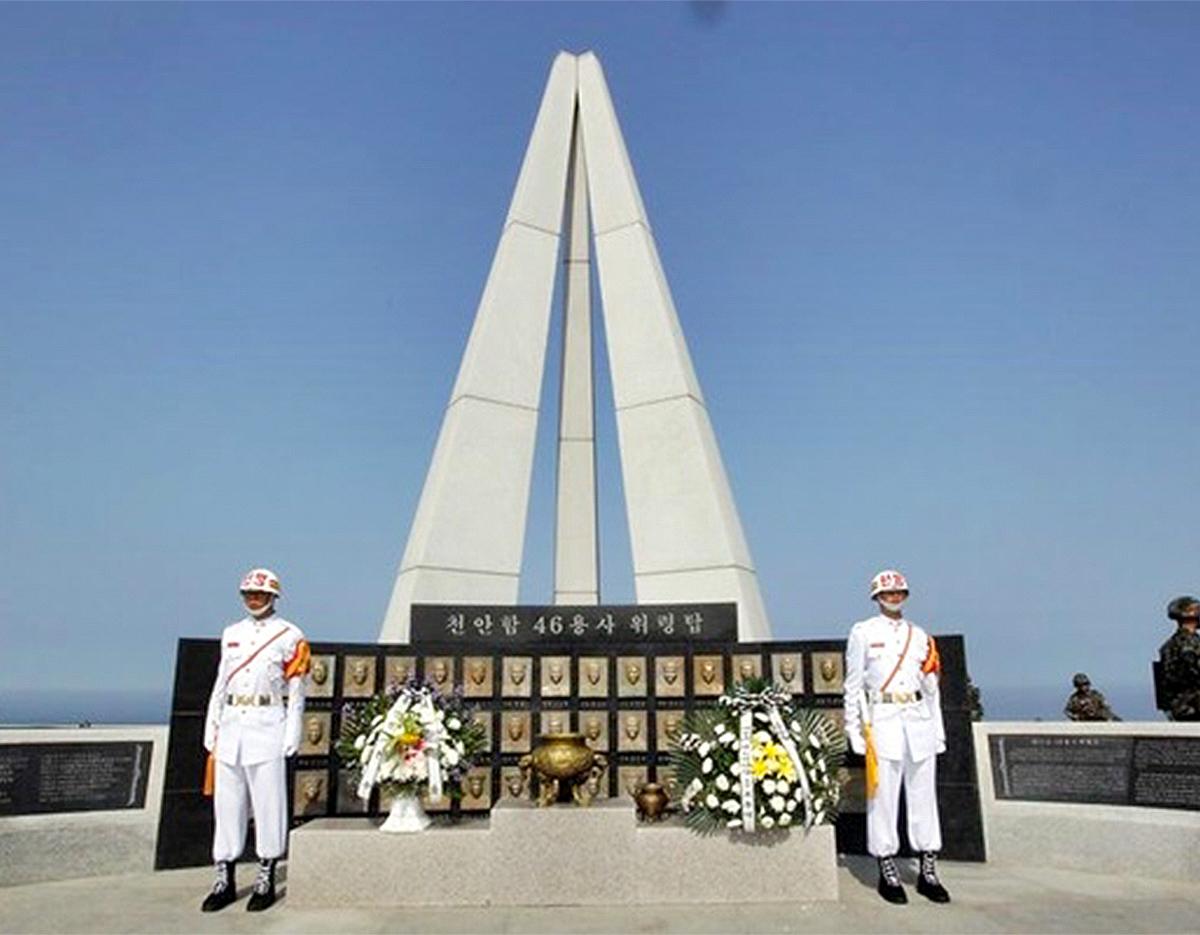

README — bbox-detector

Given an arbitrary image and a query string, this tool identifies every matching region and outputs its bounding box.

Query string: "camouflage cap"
[1072,672,1090,688]
[1167,596,1200,621]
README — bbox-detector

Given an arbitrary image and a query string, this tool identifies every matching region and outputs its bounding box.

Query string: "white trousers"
[212,757,288,862]
[867,748,942,857]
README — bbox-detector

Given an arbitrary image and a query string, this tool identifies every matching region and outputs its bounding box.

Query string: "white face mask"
[878,599,905,615]
[243,595,276,619]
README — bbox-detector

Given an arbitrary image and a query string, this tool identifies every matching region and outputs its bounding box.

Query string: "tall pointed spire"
[380,52,770,641]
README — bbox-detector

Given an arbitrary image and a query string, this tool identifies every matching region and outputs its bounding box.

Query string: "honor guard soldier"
[201,568,310,912]
[1159,596,1200,721]
[843,570,950,905]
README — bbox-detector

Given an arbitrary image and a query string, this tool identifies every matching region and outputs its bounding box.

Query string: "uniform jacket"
[843,614,945,762]
[204,616,309,766]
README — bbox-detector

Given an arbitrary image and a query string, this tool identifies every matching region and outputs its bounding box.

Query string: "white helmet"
[869,569,909,599]
[239,568,282,596]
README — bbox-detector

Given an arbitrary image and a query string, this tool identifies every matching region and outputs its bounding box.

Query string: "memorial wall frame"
[156,612,983,868]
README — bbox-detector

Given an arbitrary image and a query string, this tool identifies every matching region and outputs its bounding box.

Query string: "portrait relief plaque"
[501,766,528,800]
[656,766,680,800]
[422,789,451,812]
[294,770,327,817]
[384,655,415,689]
[501,711,532,753]
[463,656,493,697]
[423,656,454,690]
[336,768,368,813]
[540,656,571,697]
[299,712,331,756]
[461,768,491,811]
[693,655,725,696]
[618,765,647,798]
[540,711,570,736]
[342,655,377,698]
[617,710,648,752]
[655,656,685,698]
[617,656,646,698]
[812,652,844,694]
[471,710,493,751]
[502,656,533,698]
[579,657,608,697]
[772,653,803,693]
[306,655,335,698]
[732,654,762,684]
[583,764,609,801]
[656,710,684,749]
[581,712,609,751]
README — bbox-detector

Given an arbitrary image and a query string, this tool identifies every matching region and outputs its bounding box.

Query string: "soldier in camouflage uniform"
[1159,596,1200,721]
[1064,673,1120,721]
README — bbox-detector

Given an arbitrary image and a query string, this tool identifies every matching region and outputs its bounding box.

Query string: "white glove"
[283,742,299,757]
[849,732,866,756]
[936,739,946,755]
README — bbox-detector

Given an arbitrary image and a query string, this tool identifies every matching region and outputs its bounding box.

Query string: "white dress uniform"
[204,614,308,863]
[843,613,945,857]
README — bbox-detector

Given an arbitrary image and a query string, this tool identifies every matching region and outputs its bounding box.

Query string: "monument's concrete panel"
[287,801,837,908]
[974,721,1200,882]
[554,120,599,605]
[450,225,562,410]
[505,51,578,235]
[0,726,168,887]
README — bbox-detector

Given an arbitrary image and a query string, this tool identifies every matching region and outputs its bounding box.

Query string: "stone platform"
[287,799,838,907]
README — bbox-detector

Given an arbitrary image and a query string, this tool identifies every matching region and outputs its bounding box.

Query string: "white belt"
[225,693,282,707]
[870,690,922,704]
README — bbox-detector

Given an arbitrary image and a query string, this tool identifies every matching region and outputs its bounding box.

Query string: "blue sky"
[2,3,1198,720]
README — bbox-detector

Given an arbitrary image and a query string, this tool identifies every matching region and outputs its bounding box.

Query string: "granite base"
[287,799,838,907]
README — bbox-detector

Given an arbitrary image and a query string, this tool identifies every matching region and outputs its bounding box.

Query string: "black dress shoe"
[917,851,952,903]
[876,856,908,904]
[200,861,237,912]
[245,859,277,912]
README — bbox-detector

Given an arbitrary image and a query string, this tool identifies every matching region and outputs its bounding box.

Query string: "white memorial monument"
[380,51,771,642]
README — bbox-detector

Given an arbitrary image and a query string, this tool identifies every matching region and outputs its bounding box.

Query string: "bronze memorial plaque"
[471,710,493,750]
[693,654,725,696]
[384,655,415,689]
[655,656,685,698]
[501,766,528,801]
[540,711,570,736]
[423,656,454,691]
[463,656,493,697]
[502,656,532,698]
[461,768,491,811]
[579,657,608,697]
[656,710,684,749]
[306,655,335,698]
[337,768,368,813]
[617,656,646,698]
[540,656,571,697]
[294,770,327,817]
[501,710,531,753]
[618,765,647,798]
[580,711,609,751]
[617,710,648,752]
[342,656,376,698]
[772,653,804,693]
[299,712,331,756]
[732,654,762,684]
[812,652,844,694]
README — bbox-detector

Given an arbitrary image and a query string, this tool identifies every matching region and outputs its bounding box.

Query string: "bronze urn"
[633,782,669,822]
[519,732,607,807]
